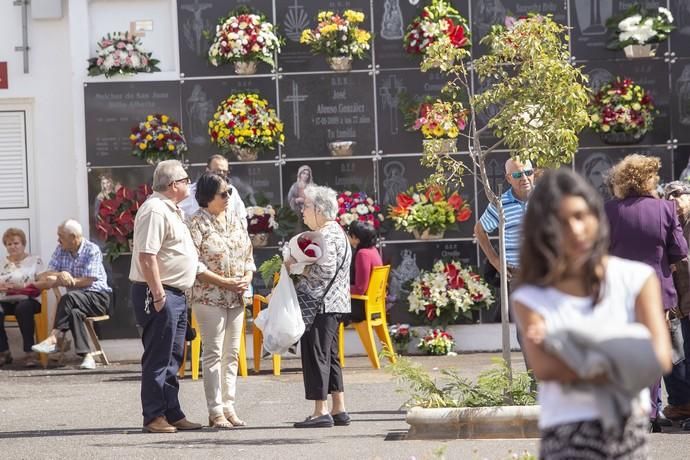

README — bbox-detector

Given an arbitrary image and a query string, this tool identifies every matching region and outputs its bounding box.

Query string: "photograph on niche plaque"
[279,72,375,158]
[84,82,182,167]
[378,155,476,240]
[283,158,375,204]
[177,0,274,78]
[276,0,372,73]
[580,60,671,148]
[381,240,479,325]
[180,77,278,163]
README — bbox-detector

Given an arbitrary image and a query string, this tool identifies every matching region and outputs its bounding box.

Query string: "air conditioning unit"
[31,0,63,20]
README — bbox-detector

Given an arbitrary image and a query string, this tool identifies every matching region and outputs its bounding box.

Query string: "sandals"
[225,413,247,427]
[208,414,233,429]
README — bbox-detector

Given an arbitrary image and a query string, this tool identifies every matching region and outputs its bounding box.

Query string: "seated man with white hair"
[32,219,112,370]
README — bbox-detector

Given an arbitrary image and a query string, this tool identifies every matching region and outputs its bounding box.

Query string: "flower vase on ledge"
[600,130,646,145]
[250,233,270,247]
[327,56,352,72]
[234,61,258,75]
[623,44,656,59]
[229,145,260,161]
[412,229,444,240]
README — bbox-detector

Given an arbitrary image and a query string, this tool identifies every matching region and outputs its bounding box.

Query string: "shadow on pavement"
[0,428,142,439]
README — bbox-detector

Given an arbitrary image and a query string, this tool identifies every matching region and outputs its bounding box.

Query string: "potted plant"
[589,77,655,145]
[403,0,470,56]
[246,205,279,247]
[300,10,371,71]
[87,32,160,78]
[208,92,284,161]
[389,323,416,355]
[417,328,455,356]
[129,114,188,165]
[207,7,283,75]
[408,259,494,327]
[388,183,471,239]
[401,95,467,153]
[335,191,384,230]
[606,4,674,58]
[95,184,152,262]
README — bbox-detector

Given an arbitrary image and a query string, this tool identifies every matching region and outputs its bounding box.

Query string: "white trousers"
[193,303,244,417]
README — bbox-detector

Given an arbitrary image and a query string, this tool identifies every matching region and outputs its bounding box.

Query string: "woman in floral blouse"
[0,228,44,367]
[187,173,255,429]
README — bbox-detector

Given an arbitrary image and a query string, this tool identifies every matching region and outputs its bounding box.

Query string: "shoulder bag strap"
[320,228,351,302]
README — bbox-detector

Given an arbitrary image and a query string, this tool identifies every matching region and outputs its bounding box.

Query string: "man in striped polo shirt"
[475,158,534,278]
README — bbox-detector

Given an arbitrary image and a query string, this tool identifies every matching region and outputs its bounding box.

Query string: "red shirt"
[350,247,383,295]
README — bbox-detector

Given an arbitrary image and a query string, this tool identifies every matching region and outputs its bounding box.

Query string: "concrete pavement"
[0,353,687,459]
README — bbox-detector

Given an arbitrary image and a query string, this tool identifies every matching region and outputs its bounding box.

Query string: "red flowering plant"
[589,77,655,143]
[388,183,472,236]
[336,191,385,230]
[96,184,152,261]
[417,328,455,355]
[129,114,188,164]
[408,260,493,327]
[403,0,470,56]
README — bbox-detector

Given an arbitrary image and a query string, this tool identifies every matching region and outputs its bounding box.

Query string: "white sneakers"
[31,340,58,354]
[80,354,96,370]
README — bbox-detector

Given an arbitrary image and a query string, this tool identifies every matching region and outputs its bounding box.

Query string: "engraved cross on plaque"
[283,81,308,139]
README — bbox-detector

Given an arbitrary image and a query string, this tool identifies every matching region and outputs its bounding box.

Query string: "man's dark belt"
[133,281,184,296]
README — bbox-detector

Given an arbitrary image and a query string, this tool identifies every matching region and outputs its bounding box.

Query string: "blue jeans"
[663,316,690,406]
[132,283,187,426]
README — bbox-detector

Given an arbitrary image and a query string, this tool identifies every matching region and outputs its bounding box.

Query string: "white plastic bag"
[254,265,305,354]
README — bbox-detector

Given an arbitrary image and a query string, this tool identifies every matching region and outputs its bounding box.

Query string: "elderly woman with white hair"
[288,185,352,428]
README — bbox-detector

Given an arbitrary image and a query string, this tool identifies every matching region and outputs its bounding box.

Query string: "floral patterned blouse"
[187,208,255,309]
[0,255,43,286]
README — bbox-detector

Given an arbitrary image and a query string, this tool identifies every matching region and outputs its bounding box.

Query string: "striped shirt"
[47,239,112,293]
[479,188,527,268]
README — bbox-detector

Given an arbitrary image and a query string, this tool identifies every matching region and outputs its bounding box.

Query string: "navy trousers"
[664,316,690,406]
[131,283,187,426]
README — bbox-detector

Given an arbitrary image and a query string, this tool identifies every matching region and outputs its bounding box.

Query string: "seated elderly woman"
[288,185,352,428]
[187,173,255,429]
[0,228,47,367]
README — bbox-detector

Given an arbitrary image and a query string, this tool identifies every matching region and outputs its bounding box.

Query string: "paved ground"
[0,353,688,460]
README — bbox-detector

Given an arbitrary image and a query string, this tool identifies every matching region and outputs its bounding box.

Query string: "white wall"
[0,0,77,262]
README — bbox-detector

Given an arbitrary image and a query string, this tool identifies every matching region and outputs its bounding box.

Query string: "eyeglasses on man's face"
[169,176,191,186]
[510,169,534,180]
[668,190,690,199]
[216,189,232,199]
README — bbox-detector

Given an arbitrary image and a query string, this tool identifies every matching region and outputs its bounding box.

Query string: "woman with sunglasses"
[605,154,688,431]
[187,173,255,429]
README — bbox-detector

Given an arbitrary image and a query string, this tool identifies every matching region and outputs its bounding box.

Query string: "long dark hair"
[517,168,609,302]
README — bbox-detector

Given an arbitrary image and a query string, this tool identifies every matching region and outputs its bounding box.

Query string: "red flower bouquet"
[286,231,325,275]
[336,191,385,230]
[417,328,455,355]
[96,184,152,261]
[403,0,470,55]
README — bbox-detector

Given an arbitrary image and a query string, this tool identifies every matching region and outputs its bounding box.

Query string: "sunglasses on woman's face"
[216,189,232,199]
[510,169,534,180]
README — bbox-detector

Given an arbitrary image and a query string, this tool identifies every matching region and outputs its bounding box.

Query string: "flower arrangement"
[417,328,455,356]
[606,5,674,52]
[589,77,655,144]
[96,184,152,261]
[403,0,469,55]
[389,323,416,354]
[247,205,278,247]
[208,92,284,161]
[300,10,371,69]
[207,7,283,73]
[388,184,472,238]
[404,98,468,139]
[408,260,494,327]
[87,32,160,78]
[129,114,188,164]
[336,191,385,230]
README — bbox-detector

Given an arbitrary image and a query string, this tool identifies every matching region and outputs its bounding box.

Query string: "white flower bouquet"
[606,5,674,52]
[87,32,160,78]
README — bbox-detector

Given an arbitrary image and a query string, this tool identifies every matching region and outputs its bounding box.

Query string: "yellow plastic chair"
[252,293,282,375]
[338,265,396,369]
[4,290,50,368]
[179,308,248,380]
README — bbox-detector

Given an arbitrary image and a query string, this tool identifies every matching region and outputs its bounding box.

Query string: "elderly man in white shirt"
[179,154,247,227]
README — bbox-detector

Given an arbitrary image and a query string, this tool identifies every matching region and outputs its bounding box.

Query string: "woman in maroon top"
[604,154,688,430]
[347,221,382,322]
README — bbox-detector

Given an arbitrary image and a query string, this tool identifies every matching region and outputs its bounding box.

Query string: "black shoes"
[332,412,351,426]
[294,414,334,428]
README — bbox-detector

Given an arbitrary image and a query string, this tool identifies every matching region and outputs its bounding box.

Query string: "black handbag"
[297,241,349,331]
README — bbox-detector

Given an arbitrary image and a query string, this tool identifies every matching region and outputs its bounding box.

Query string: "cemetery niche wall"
[84,0,689,338]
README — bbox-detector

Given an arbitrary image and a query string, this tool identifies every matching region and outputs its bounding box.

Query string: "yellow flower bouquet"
[300,10,371,71]
[208,92,284,161]
[129,114,188,164]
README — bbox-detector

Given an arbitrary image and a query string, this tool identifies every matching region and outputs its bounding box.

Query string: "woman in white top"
[511,169,672,459]
[0,228,45,367]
